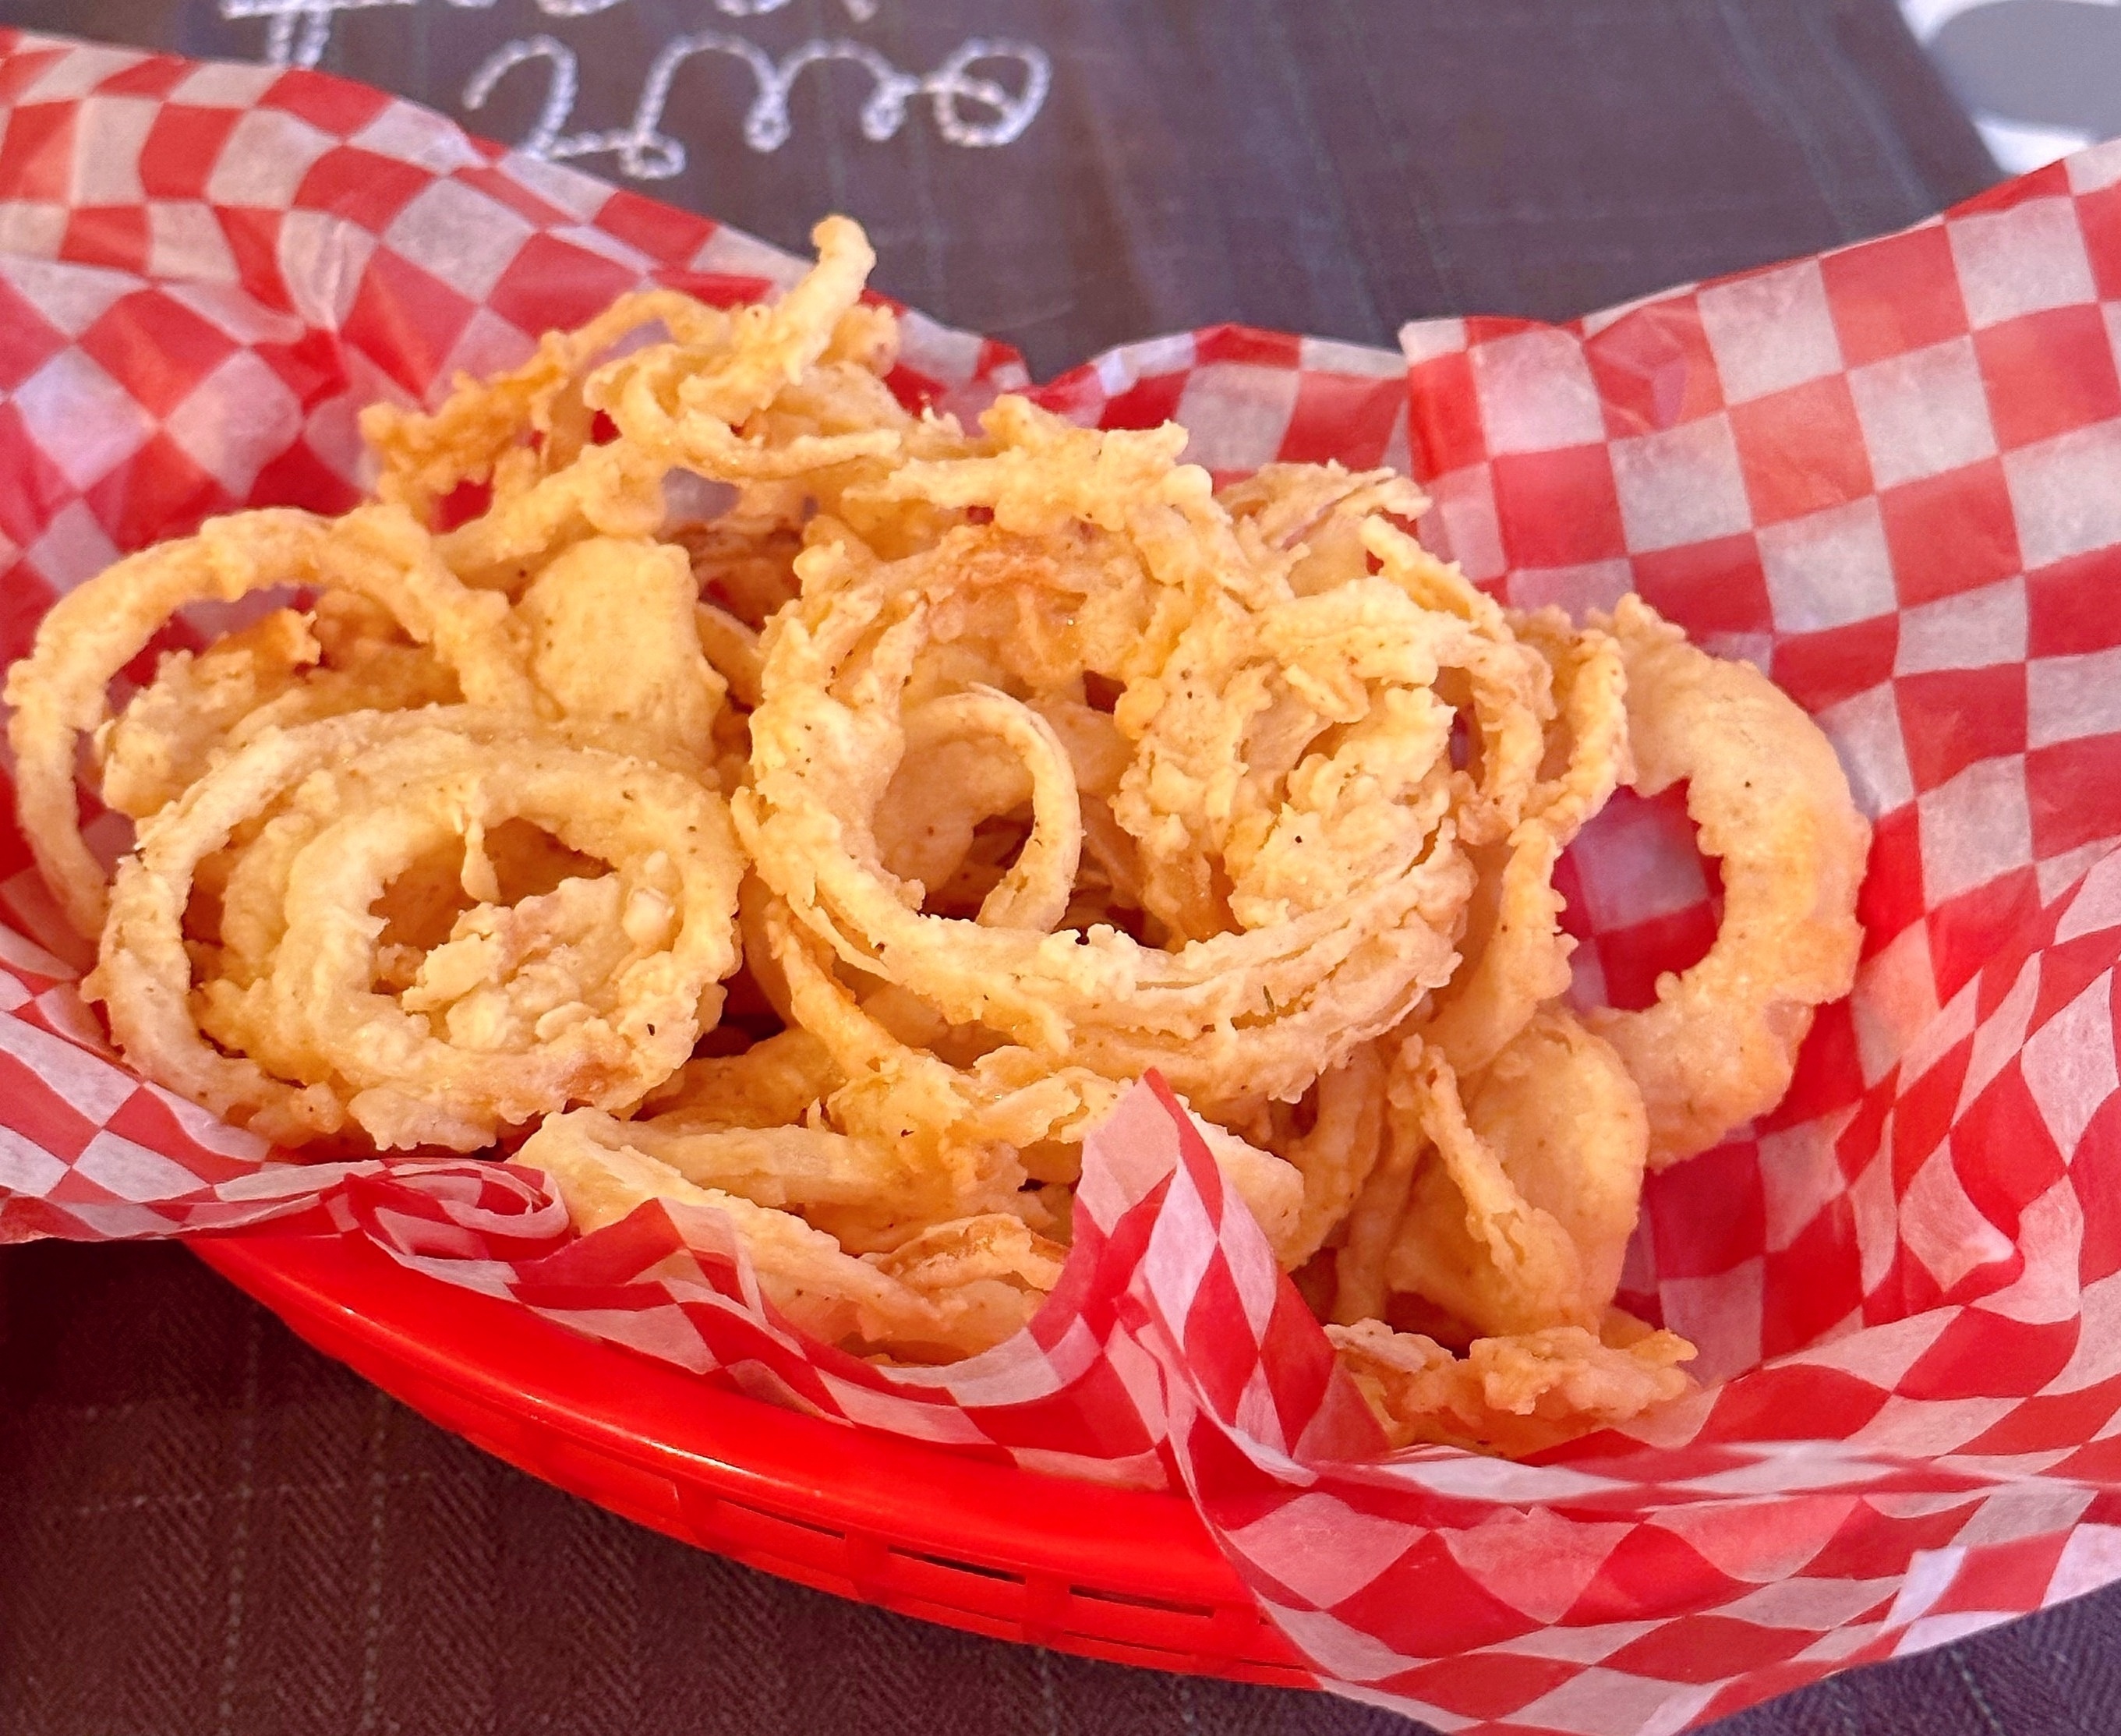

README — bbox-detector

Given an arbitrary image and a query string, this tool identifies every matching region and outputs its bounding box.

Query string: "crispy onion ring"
[4,505,531,939]
[740,404,1485,1137]
[1330,1045,1427,1327]
[1412,613,1631,1076]
[433,219,909,592]
[1328,1315,1695,1455]
[1586,596,1871,1166]
[95,608,329,822]
[1218,462,1429,600]
[644,1025,839,1131]
[363,288,733,522]
[1278,1042,1390,1270]
[518,536,726,763]
[551,1097,1017,1255]
[87,709,741,1150]
[895,688,1084,932]
[521,1108,1059,1359]
[1385,1010,1649,1338]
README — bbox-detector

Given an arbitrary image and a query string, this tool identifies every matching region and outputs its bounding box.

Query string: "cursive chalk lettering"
[221,0,1049,161]
[225,0,892,68]
[463,29,1050,167]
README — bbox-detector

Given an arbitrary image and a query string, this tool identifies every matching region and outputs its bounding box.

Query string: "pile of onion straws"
[3,219,1869,1455]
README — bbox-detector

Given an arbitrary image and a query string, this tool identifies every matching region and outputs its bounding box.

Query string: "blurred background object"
[1902,0,2121,170]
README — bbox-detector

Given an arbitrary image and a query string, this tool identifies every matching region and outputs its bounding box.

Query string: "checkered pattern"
[5,27,2121,1736]
[1150,843,2121,1733]
[0,30,1016,622]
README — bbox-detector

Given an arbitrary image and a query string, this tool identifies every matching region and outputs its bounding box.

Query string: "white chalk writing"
[218,0,1048,161]
[224,0,425,71]
[225,0,904,71]
[463,30,1048,166]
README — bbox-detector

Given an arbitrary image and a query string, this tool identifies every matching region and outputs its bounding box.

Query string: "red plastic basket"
[191,1235,1316,1684]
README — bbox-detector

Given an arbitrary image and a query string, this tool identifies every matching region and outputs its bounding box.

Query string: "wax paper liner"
[4,27,2121,1735]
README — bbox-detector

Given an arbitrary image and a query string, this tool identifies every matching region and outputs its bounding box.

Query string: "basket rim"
[190,1229,1261,1605]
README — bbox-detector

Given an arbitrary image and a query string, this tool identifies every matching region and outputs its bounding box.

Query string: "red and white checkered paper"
[5,28,2121,1734]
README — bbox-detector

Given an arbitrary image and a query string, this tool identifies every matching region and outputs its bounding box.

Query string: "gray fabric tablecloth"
[4,3,2091,1732]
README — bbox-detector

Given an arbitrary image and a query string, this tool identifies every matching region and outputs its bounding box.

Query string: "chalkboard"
[0,0,1997,375]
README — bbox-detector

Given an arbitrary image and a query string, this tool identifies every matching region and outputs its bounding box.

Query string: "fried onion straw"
[5,506,532,938]
[1,213,1878,1434]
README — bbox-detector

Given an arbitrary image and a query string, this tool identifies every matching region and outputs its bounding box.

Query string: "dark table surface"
[0,3,2105,1733]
